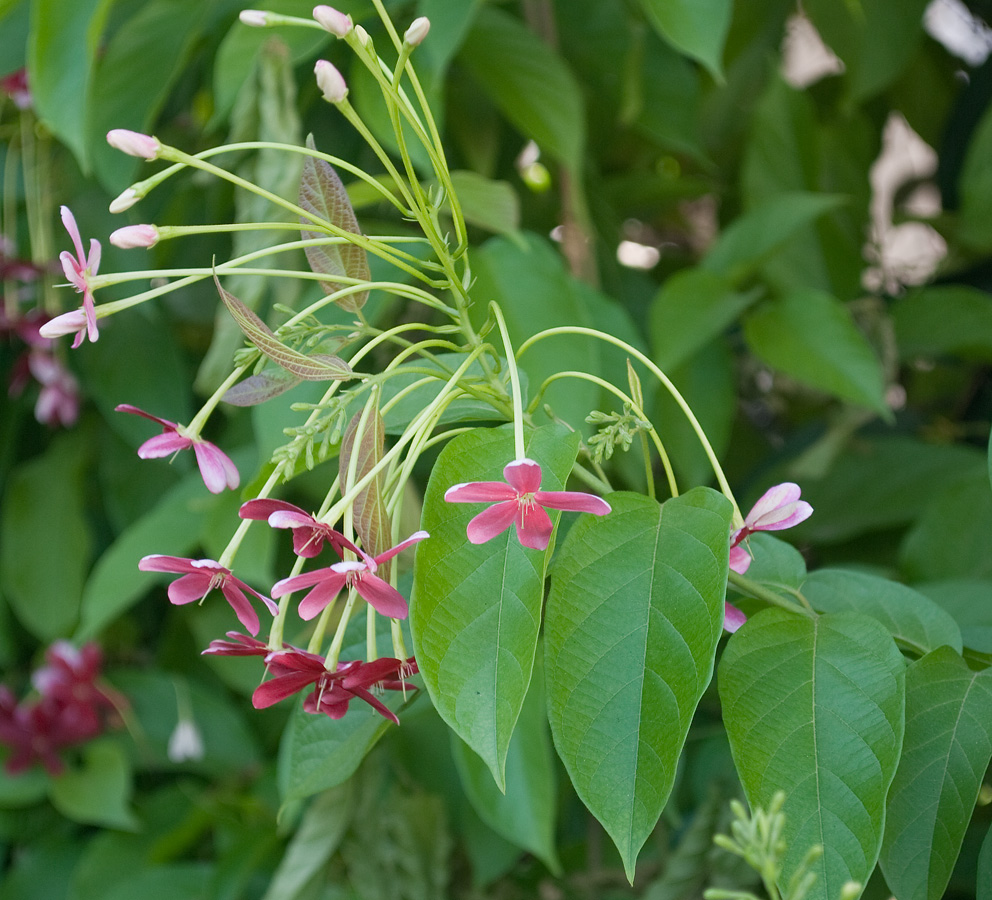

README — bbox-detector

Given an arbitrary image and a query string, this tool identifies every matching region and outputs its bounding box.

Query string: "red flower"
[271,531,428,620]
[444,457,611,551]
[117,404,240,494]
[139,555,277,636]
[239,499,353,559]
[201,632,272,657]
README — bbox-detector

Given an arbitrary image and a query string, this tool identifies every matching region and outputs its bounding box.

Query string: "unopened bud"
[110,224,159,249]
[239,9,269,26]
[314,59,348,103]
[404,16,430,47]
[313,5,351,36]
[38,310,87,339]
[353,24,372,47]
[168,719,204,762]
[106,129,160,160]
[109,188,139,214]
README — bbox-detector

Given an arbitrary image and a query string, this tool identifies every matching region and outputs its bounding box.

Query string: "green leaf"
[49,740,138,830]
[917,580,992,654]
[980,822,992,900]
[262,781,354,900]
[26,0,112,166]
[411,424,580,788]
[892,286,992,362]
[76,471,214,641]
[702,192,847,286]
[637,0,732,80]
[743,289,888,413]
[86,0,211,190]
[459,7,585,170]
[546,488,733,880]
[649,268,760,371]
[451,656,559,873]
[737,533,808,591]
[1,432,91,639]
[447,170,520,236]
[802,569,963,656]
[417,0,481,78]
[299,135,370,311]
[719,610,906,900]
[879,647,992,900]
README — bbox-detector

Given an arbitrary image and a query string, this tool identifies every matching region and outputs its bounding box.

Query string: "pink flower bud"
[313,5,351,36]
[38,310,88,339]
[109,188,139,214]
[239,9,269,26]
[314,59,348,103]
[403,16,430,47]
[106,129,160,160]
[110,224,159,249]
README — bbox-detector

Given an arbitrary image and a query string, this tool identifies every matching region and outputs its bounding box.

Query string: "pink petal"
[724,603,747,633]
[372,530,430,565]
[268,510,320,530]
[745,483,802,528]
[167,572,213,605]
[465,500,519,544]
[81,291,98,343]
[115,404,177,429]
[444,481,517,503]
[39,310,87,340]
[503,458,542,494]
[354,574,409,618]
[348,686,400,723]
[59,251,83,288]
[252,672,320,708]
[272,567,348,599]
[139,554,200,574]
[220,583,262,635]
[515,502,554,551]
[86,238,101,274]
[240,499,302,520]
[729,545,752,574]
[754,500,813,532]
[193,439,240,493]
[60,206,86,264]
[534,490,612,515]
[138,432,191,458]
[298,579,349,620]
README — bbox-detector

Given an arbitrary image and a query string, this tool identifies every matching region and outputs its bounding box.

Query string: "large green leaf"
[411,424,579,788]
[720,610,906,900]
[459,7,585,170]
[743,289,887,413]
[802,569,962,657]
[49,740,138,831]
[545,488,733,880]
[892,286,992,362]
[450,657,559,872]
[980,823,992,900]
[879,647,992,900]
[917,580,992,654]
[637,0,732,79]
[1,432,92,639]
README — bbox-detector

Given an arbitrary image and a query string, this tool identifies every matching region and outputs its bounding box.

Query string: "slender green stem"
[490,303,525,460]
[727,571,815,617]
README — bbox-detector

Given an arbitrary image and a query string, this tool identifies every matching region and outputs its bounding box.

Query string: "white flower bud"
[313,5,351,37]
[106,129,160,160]
[404,16,430,47]
[314,59,348,103]
[109,188,139,214]
[353,24,372,47]
[110,224,159,249]
[168,719,204,762]
[239,9,269,26]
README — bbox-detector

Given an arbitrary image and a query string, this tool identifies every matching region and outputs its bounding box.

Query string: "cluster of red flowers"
[0,642,123,775]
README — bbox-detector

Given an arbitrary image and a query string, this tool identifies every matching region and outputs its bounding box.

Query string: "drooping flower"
[271,531,429,620]
[52,206,101,347]
[239,499,353,559]
[444,457,611,551]
[138,555,278,636]
[252,649,417,724]
[729,482,813,576]
[167,719,204,763]
[116,404,240,494]
[201,631,272,657]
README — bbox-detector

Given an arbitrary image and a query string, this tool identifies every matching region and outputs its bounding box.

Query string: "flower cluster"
[0,642,123,775]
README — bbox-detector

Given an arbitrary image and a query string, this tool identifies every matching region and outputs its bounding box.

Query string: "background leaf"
[637,0,732,79]
[545,488,733,879]
[719,610,906,900]
[411,424,579,788]
[879,647,992,900]
[48,740,138,831]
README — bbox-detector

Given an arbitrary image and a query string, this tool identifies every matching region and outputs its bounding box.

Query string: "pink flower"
[729,483,813,576]
[253,650,417,724]
[138,555,278,636]
[272,531,429,620]
[54,206,101,347]
[444,457,612,551]
[0,68,31,109]
[239,499,353,558]
[313,5,352,36]
[201,631,272,657]
[28,352,80,427]
[116,403,240,494]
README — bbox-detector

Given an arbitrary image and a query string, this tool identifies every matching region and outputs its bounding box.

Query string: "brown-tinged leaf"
[214,273,353,381]
[299,134,370,312]
[340,404,391,568]
[222,369,300,406]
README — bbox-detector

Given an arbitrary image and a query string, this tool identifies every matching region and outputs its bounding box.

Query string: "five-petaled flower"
[239,499,352,559]
[116,403,240,494]
[272,531,428,620]
[444,457,611,551]
[252,649,417,724]
[138,555,278,636]
[49,206,101,347]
